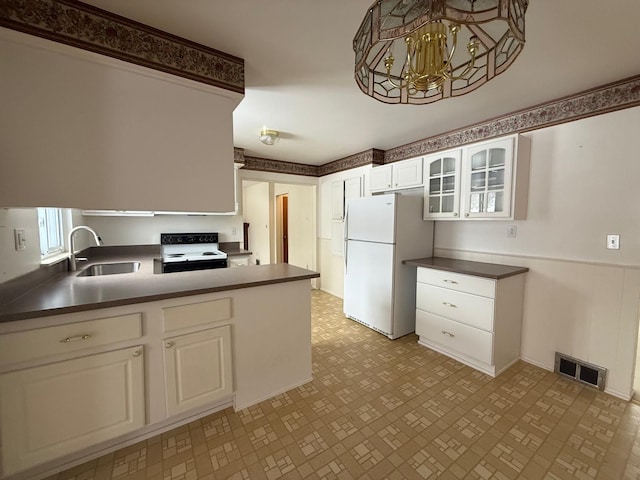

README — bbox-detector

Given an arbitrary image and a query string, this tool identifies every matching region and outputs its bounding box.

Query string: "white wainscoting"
[434,247,640,400]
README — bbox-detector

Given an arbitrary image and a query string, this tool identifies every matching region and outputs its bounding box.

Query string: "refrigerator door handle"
[344,204,349,273]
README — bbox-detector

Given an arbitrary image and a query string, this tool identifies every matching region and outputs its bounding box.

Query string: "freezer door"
[346,194,396,244]
[344,240,394,336]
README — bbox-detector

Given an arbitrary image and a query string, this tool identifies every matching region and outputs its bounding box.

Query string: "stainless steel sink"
[77,262,141,277]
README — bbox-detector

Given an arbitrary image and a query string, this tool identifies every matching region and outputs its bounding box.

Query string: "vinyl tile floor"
[49,290,640,480]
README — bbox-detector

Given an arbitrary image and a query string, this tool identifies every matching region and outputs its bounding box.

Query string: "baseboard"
[233,376,314,411]
[520,355,632,401]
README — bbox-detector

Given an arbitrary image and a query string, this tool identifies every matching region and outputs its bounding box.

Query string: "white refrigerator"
[343,193,434,339]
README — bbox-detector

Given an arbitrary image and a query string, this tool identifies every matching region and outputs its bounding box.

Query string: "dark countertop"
[403,256,529,280]
[219,242,252,257]
[0,249,319,323]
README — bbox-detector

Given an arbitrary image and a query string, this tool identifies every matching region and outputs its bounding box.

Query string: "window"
[37,207,64,258]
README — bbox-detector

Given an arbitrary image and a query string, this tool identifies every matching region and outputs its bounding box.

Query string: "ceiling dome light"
[353,0,529,105]
[259,129,280,145]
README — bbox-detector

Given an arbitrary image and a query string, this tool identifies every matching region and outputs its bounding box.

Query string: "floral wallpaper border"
[4,1,637,177]
[240,75,640,177]
[384,75,640,164]
[0,0,244,94]
[241,155,318,178]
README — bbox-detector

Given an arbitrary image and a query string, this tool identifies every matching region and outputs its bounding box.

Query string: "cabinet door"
[462,138,514,219]
[0,346,145,475]
[344,176,362,201]
[369,165,392,192]
[423,150,462,219]
[393,157,423,189]
[163,326,233,416]
[331,180,345,220]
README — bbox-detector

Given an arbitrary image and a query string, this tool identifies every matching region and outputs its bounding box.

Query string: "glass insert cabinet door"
[424,149,462,219]
[463,138,514,218]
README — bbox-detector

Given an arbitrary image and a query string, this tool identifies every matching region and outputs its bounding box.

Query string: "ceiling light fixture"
[353,0,528,105]
[259,129,280,146]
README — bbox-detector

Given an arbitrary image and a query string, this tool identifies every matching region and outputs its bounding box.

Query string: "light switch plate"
[14,228,26,251]
[607,234,620,250]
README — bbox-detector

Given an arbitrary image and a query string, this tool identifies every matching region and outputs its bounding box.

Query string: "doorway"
[276,194,289,263]
[241,178,317,278]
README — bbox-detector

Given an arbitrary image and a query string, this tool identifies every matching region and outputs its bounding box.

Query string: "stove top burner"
[156,232,228,274]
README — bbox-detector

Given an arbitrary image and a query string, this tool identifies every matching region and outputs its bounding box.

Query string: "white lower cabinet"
[0,346,145,475]
[415,266,525,377]
[163,326,233,416]
[0,278,313,478]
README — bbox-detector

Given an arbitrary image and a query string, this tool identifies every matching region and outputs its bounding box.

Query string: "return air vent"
[554,352,606,391]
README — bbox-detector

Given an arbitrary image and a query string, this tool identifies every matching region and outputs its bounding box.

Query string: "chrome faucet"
[68,226,103,271]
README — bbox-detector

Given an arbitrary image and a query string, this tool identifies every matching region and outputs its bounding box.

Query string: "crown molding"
[0,0,244,94]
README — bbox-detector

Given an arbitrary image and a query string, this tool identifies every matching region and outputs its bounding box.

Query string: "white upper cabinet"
[344,176,362,201]
[331,181,345,220]
[370,157,423,192]
[463,137,514,219]
[331,176,362,220]
[423,135,530,220]
[369,165,394,192]
[424,149,462,219]
[0,30,241,212]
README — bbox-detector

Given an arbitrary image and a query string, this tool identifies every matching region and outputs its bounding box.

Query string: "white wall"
[432,106,640,399]
[435,108,640,265]
[0,28,240,213]
[242,182,271,265]
[81,214,244,246]
[0,209,41,282]
[274,183,317,271]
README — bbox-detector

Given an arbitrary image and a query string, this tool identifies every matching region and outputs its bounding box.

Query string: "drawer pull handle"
[133,350,142,357]
[442,302,457,308]
[165,341,175,348]
[441,330,455,337]
[443,279,458,284]
[59,334,91,343]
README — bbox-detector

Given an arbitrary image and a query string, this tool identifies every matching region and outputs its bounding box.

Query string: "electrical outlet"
[607,234,620,250]
[506,225,517,238]
[232,227,237,237]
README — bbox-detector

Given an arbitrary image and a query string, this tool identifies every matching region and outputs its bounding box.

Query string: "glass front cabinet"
[424,149,462,219]
[423,135,530,220]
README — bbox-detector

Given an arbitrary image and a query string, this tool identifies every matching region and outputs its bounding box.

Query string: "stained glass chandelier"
[353,0,529,104]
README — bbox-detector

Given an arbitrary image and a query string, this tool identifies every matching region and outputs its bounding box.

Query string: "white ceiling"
[81,0,640,166]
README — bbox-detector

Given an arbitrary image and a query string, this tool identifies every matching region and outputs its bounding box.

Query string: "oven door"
[161,258,227,273]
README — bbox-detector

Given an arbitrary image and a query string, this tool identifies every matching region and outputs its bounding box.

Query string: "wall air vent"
[554,352,606,391]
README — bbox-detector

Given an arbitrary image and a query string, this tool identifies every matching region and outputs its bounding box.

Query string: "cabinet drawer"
[163,297,232,332]
[0,314,142,365]
[416,310,493,365]
[416,283,494,331]
[417,267,495,298]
